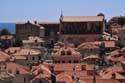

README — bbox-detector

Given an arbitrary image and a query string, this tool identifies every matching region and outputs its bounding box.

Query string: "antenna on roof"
[60,10,63,20]
[61,10,63,17]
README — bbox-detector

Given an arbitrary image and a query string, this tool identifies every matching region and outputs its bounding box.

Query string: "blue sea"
[0,23,15,34]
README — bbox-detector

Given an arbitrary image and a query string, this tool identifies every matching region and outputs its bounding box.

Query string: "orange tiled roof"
[99,65,124,79]
[83,55,99,60]
[62,16,104,22]
[38,22,59,25]
[31,64,51,83]
[33,73,50,79]
[104,41,115,48]
[0,51,10,62]
[56,72,73,83]
[115,72,125,80]
[13,55,27,60]
[30,73,50,83]
[78,42,99,49]
[42,63,94,72]
[13,48,41,56]
[52,44,81,57]
[32,64,51,75]
[83,79,120,83]
[78,41,115,50]
[106,49,125,62]
[6,62,29,74]
[4,47,21,54]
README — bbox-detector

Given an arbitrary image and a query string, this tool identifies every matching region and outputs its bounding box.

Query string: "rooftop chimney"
[34,20,37,24]
[27,20,30,23]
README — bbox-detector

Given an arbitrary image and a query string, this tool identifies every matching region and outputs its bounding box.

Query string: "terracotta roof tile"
[30,73,50,83]
[106,50,125,62]
[13,48,41,56]
[32,64,51,75]
[0,51,10,62]
[56,72,73,83]
[4,47,21,54]
[62,16,104,22]
[78,41,115,49]
[83,55,99,60]
[104,41,115,48]
[83,79,120,83]
[78,42,99,49]
[6,62,29,74]
[23,36,45,44]
[38,22,59,25]
[13,55,27,60]
[115,72,125,80]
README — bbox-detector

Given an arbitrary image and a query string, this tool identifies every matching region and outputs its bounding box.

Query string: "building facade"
[59,15,106,44]
[118,27,125,46]
[52,42,81,63]
[16,21,41,40]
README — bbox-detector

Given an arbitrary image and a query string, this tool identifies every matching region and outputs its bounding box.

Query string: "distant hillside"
[0,23,15,34]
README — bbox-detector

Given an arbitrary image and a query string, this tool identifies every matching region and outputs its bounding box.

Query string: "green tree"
[0,28,11,35]
[118,16,125,27]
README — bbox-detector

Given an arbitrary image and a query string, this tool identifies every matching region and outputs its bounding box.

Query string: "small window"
[27,64,29,66]
[32,57,35,61]
[55,61,60,63]
[35,39,38,43]
[39,80,42,83]
[24,77,26,82]
[67,50,72,55]
[58,61,60,63]
[68,60,71,63]
[74,60,78,63]
[14,50,17,53]
[81,65,86,70]
[38,56,41,60]
[61,50,65,55]
[38,70,43,74]
[8,50,10,54]
[62,61,65,63]
[16,70,20,74]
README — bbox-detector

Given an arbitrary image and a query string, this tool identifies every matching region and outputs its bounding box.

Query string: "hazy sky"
[0,0,125,22]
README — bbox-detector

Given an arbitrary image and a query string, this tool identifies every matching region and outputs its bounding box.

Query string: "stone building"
[59,15,105,44]
[118,26,125,46]
[22,36,45,48]
[38,22,59,37]
[77,42,100,57]
[16,21,43,40]
[0,35,14,49]
[52,42,81,63]
[16,14,106,44]
[0,61,31,83]
[12,48,46,67]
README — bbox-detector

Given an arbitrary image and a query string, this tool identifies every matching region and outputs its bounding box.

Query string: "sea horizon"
[0,23,15,34]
